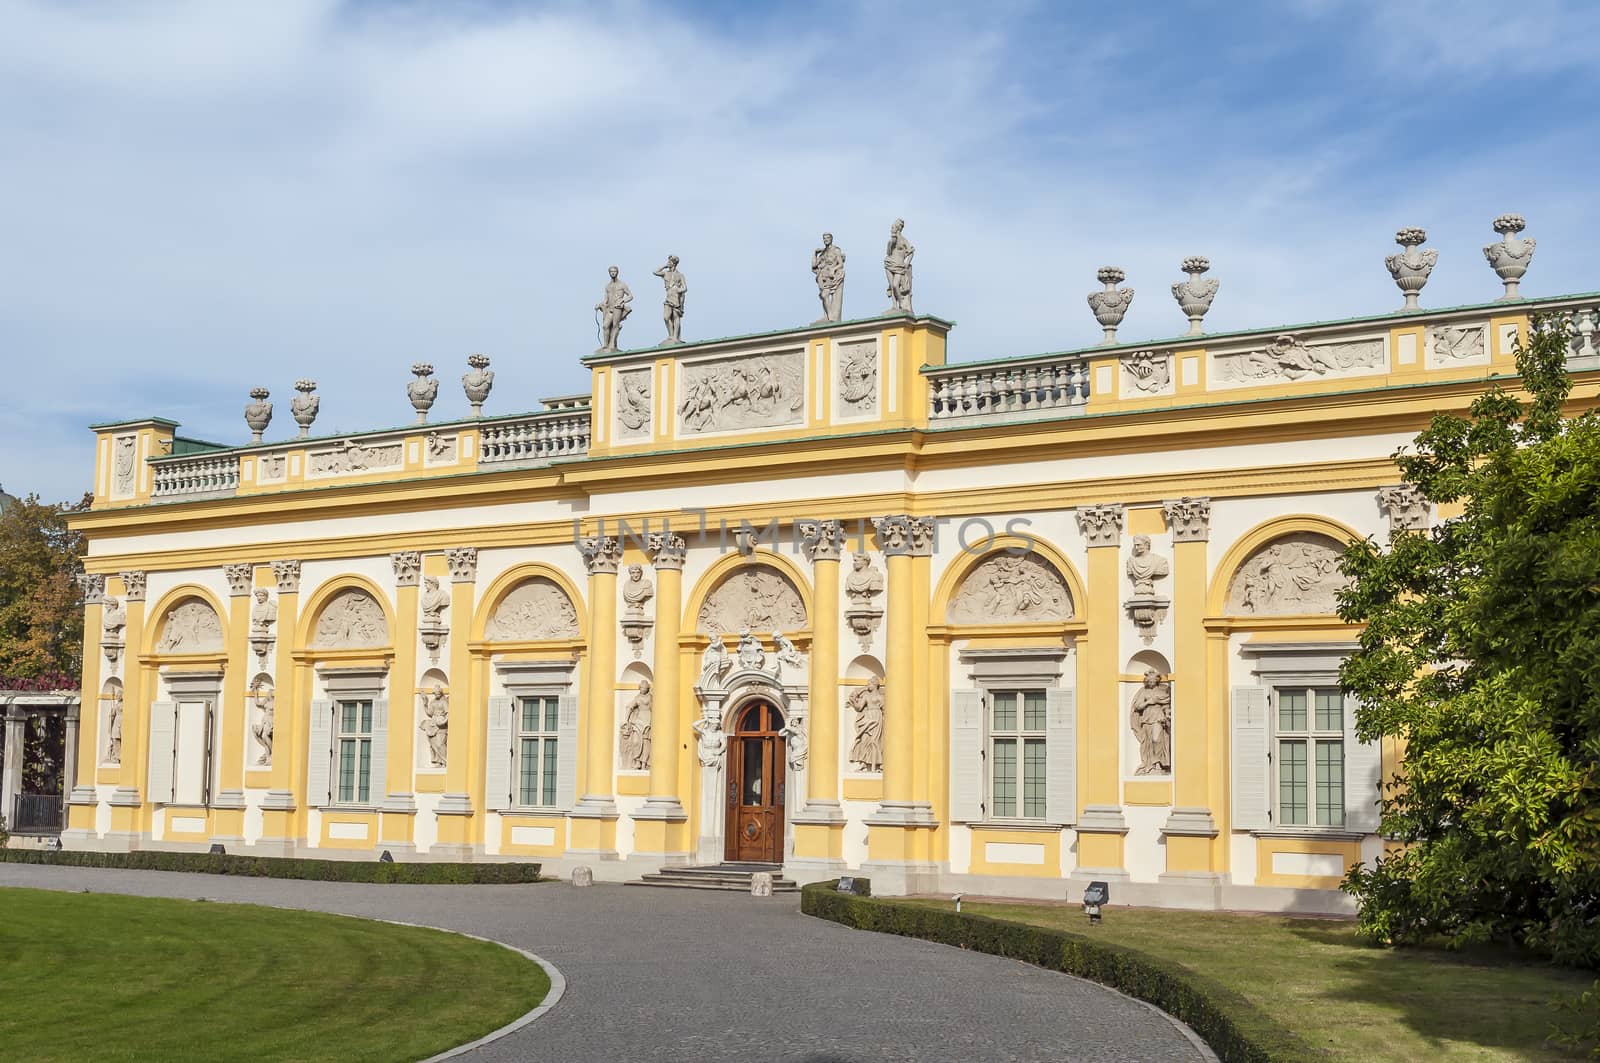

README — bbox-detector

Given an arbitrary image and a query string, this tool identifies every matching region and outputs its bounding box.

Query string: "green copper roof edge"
[581,312,956,364]
[88,416,182,430]
[923,290,1600,375]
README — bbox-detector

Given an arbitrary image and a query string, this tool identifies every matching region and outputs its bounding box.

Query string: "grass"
[0,887,550,1063]
[908,898,1595,1061]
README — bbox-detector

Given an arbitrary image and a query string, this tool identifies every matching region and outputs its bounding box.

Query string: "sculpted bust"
[622,564,655,618]
[1126,535,1170,598]
[250,589,277,637]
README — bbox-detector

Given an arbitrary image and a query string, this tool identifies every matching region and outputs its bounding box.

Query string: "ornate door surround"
[693,664,808,866]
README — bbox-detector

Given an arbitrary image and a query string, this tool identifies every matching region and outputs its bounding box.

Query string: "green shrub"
[802,882,1313,1063]
[0,848,543,884]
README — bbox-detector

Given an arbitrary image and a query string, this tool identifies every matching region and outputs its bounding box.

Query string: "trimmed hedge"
[802,882,1316,1063]
[0,848,543,884]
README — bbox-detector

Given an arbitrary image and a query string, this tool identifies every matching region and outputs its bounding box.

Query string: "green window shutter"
[306,700,334,808]
[555,694,579,810]
[1343,694,1382,833]
[368,699,389,804]
[1045,688,1077,824]
[484,697,514,810]
[1231,686,1270,830]
[949,689,985,822]
[146,701,177,804]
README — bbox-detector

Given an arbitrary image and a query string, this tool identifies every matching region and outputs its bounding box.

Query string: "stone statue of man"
[883,218,914,314]
[653,255,686,345]
[595,265,633,353]
[812,233,846,323]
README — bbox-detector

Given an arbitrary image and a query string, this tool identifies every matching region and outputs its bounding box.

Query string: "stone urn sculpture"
[1483,214,1535,300]
[244,387,273,443]
[407,363,439,424]
[290,379,320,438]
[462,354,494,417]
[1170,256,1219,335]
[1087,266,1135,345]
[1385,227,1438,311]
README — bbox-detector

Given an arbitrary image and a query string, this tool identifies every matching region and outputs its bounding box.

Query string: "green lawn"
[0,888,550,1063]
[911,898,1595,1060]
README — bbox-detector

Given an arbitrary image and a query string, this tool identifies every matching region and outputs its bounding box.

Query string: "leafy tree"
[1338,314,1600,969]
[0,493,90,682]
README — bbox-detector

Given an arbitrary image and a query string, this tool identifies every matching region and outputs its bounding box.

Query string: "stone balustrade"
[927,357,1091,421]
[1554,302,1600,368]
[149,454,240,500]
[478,409,591,464]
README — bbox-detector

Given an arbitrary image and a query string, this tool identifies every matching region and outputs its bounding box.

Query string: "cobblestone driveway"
[0,865,1209,1062]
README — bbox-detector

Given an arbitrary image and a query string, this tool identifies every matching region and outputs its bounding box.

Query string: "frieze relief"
[677,350,805,434]
[112,434,137,496]
[424,432,458,465]
[948,552,1073,624]
[1225,533,1349,616]
[156,600,225,653]
[836,340,878,415]
[1426,324,1488,366]
[696,565,807,635]
[311,589,389,648]
[485,578,580,641]
[307,438,404,476]
[257,453,287,482]
[616,368,652,439]
[1212,334,1385,387]
[1122,350,1173,396]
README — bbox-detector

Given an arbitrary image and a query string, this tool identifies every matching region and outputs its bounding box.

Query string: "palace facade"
[61,226,1600,909]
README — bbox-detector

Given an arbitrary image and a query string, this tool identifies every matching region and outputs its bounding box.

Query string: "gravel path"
[0,865,1210,1062]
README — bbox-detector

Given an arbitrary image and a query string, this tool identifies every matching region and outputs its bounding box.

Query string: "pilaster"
[862,516,936,887]
[212,573,253,850]
[634,532,689,856]
[64,575,104,843]
[436,547,478,859]
[1160,498,1222,881]
[1076,503,1128,877]
[256,560,300,852]
[383,551,422,857]
[570,535,620,860]
[791,520,845,875]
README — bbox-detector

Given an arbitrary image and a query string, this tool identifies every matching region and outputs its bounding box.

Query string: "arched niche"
[844,654,884,682]
[152,596,225,654]
[1223,532,1350,616]
[100,678,124,764]
[694,562,808,636]
[946,549,1074,624]
[483,577,581,641]
[310,587,390,649]
[1126,649,1171,677]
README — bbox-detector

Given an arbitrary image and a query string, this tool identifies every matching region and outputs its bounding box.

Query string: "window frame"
[986,687,1050,822]
[957,647,1070,829]
[1271,684,1345,829]
[514,693,562,811]
[333,697,375,806]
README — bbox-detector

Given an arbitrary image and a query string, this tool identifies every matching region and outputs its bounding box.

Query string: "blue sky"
[4,0,1599,501]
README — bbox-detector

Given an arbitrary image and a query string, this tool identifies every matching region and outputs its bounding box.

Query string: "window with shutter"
[948,689,984,822]
[1231,686,1269,830]
[146,701,177,804]
[305,699,334,808]
[484,696,514,811]
[1045,688,1077,824]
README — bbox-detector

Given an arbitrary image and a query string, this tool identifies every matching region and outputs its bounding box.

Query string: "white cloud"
[0,0,1596,500]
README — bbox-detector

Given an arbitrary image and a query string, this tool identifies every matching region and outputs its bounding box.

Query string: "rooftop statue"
[595,265,633,354]
[812,233,846,323]
[653,255,687,345]
[883,219,914,315]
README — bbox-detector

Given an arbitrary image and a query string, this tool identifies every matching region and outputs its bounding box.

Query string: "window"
[1274,686,1343,827]
[517,695,560,808]
[989,689,1047,819]
[335,699,373,804]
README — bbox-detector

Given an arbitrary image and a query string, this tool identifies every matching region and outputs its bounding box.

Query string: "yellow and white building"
[62,274,1600,909]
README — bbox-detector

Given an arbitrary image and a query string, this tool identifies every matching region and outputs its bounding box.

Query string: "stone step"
[628,877,800,893]
[635,873,799,889]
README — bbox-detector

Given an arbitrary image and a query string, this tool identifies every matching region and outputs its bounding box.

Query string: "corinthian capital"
[798,519,843,562]
[579,536,623,575]
[1076,504,1125,548]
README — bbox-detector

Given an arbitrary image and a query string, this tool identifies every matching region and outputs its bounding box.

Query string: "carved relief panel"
[155,599,225,653]
[948,552,1073,624]
[677,349,805,435]
[696,565,807,635]
[615,368,653,440]
[111,434,138,498]
[1210,333,1386,389]
[1224,533,1349,616]
[484,578,580,641]
[1425,324,1488,368]
[311,589,389,648]
[834,339,879,418]
[307,439,404,477]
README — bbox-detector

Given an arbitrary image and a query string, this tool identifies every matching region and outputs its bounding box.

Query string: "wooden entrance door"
[726,701,785,864]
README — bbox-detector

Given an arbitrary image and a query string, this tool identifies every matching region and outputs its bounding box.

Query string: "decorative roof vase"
[407,363,439,424]
[1385,227,1438,311]
[290,380,319,438]
[1483,214,1535,300]
[1087,267,1135,345]
[1170,256,1219,336]
[244,388,273,443]
[462,354,494,417]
